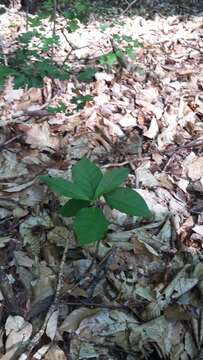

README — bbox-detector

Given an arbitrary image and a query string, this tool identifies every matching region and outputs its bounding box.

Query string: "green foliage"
[0,18,69,89]
[76,67,97,82]
[94,168,129,198]
[104,187,150,217]
[39,174,91,200]
[47,101,70,115]
[0,0,92,89]
[66,18,80,33]
[99,52,118,67]
[28,14,48,27]
[59,199,90,217]
[7,58,69,89]
[74,207,108,245]
[64,0,93,23]
[99,23,110,32]
[0,66,12,87]
[47,95,92,114]
[113,34,141,58]
[41,35,60,52]
[18,31,39,45]
[72,158,103,200]
[71,95,93,110]
[62,0,93,31]
[0,0,140,93]
[39,158,151,245]
[99,33,141,68]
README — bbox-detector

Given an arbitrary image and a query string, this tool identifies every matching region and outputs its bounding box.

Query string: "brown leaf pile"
[0,2,203,359]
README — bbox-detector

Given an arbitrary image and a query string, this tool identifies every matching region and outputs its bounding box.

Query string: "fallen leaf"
[186,156,203,181]
[17,123,59,150]
[60,308,99,333]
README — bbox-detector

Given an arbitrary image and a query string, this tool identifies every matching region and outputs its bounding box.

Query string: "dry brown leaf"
[44,344,66,360]
[17,123,59,149]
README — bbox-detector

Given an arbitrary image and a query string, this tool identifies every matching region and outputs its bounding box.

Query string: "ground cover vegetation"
[0,0,203,359]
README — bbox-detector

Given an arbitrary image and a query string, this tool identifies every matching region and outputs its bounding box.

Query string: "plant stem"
[51,0,57,65]
[25,0,29,32]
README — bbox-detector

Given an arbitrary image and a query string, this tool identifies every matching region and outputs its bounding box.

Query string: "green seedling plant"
[39,158,151,246]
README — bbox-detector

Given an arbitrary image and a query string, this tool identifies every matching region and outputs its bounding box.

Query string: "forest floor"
[0,1,203,359]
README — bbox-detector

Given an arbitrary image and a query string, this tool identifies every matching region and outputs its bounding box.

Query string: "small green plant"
[71,94,93,110]
[99,51,118,67]
[99,33,141,69]
[76,67,97,82]
[0,0,93,89]
[112,34,141,58]
[39,158,151,245]
[47,101,70,115]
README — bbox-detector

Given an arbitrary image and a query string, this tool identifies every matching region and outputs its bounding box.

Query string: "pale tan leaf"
[46,311,59,341]
[17,123,59,150]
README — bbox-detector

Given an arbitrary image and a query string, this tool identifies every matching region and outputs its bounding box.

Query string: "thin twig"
[0,33,8,66]
[0,135,22,151]
[25,0,29,32]
[87,247,117,298]
[67,247,117,296]
[51,0,57,64]
[102,161,131,169]
[163,138,203,171]
[61,300,129,311]
[87,238,101,273]
[121,0,139,15]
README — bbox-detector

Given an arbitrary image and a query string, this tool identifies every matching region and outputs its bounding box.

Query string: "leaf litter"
[0,1,203,359]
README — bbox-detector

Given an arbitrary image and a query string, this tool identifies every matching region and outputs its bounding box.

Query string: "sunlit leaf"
[39,175,90,200]
[105,187,151,217]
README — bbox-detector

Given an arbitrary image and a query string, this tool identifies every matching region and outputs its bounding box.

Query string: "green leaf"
[47,101,70,115]
[71,95,93,110]
[94,167,129,199]
[41,35,59,51]
[76,67,97,82]
[99,23,109,32]
[58,199,90,217]
[72,158,102,200]
[39,175,90,200]
[113,34,121,42]
[18,31,38,45]
[104,187,151,217]
[67,19,80,32]
[74,207,108,245]
[99,52,117,67]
